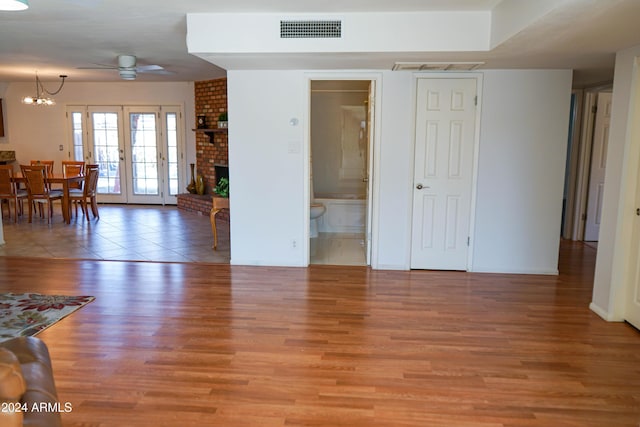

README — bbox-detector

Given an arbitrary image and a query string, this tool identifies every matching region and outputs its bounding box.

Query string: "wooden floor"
[1,241,639,426]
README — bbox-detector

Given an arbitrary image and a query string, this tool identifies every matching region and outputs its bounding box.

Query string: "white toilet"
[310,203,326,238]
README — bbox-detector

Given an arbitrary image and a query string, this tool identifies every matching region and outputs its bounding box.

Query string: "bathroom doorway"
[309,80,374,266]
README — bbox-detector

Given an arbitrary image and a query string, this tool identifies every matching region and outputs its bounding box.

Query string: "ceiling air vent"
[392,62,485,71]
[280,20,342,39]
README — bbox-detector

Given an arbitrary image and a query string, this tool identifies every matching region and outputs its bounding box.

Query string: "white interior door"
[584,92,612,241]
[410,78,477,270]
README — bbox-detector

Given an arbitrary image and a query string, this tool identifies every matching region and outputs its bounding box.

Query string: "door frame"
[409,72,483,271]
[304,72,383,267]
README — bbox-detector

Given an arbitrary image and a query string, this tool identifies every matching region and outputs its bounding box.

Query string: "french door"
[75,105,183,204]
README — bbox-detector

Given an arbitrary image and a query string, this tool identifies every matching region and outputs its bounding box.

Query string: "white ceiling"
[1,0,639,87]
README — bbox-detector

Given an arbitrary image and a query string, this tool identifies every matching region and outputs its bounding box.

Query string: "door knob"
[416,184,423,189]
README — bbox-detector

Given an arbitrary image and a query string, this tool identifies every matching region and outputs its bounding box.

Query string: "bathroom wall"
[310,80,369,199]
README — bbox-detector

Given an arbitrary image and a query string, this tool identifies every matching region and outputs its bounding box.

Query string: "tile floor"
[310,232,367,266]
[0,204,230,263]
[1,205,366,266]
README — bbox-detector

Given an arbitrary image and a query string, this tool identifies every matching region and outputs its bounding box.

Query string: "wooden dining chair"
[20,164,63,224]
[62,160,85,190]
[0,165,28,222]
[69,164,100,219]
[29,160,55,175]
[30,160,55,191]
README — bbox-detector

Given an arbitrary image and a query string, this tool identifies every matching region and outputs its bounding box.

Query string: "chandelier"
[22,74,67,106]
[0,0,28,11]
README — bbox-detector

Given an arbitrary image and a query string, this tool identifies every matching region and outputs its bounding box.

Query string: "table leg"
[62,180,70,224]
[210,208,220,249]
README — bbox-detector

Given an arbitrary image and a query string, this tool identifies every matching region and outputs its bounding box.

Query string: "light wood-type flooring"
[1,239,639,426]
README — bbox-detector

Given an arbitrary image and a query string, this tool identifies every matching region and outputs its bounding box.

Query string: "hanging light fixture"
[22,74,67,106]
[0,0,28,11]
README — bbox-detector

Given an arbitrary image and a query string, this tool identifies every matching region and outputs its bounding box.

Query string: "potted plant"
[217,111,228,129]
[214,177,229,198]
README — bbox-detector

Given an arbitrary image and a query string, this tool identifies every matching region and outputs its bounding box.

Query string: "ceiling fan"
[77,55,172,80]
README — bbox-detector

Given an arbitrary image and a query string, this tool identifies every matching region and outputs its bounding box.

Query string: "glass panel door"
[163,107,182,204]
[74,105,184,205]
[125,107,163,204]
[87,106,127,203]
[66,107,86,161]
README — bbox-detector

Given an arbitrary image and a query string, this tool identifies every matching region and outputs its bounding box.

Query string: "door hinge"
[467,237,470,246]
[474,96,478,106]
[592,105,597,114]
[582,213,587,221]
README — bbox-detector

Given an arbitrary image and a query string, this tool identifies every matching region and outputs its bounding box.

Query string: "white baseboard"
[589,302,624,322]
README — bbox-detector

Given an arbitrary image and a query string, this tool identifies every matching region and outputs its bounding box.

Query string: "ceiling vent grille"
[392,62,485,71]
[280,20,342,39]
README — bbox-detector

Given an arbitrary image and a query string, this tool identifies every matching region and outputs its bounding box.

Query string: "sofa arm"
[0,337,63,427]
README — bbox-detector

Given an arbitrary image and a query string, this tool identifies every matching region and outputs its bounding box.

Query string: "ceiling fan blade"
[136,64,164,72]
[77,62,118,70]
[138,69,175,75]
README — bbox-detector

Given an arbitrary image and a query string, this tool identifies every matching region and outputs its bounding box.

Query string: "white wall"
[227,71,307,266]
[0,81,196,169]
[591,44,640,320]
[374,72,414,269]
[188,11,490,57]
[472,70,572,274]
[226,69,572,272]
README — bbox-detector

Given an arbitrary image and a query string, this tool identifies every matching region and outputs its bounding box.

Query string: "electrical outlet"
[292,239,297,248]
[59,144,64,151]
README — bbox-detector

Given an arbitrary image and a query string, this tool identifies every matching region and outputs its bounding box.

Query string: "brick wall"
[193,78,228,195]
[178,77,229,222]
[176,193,230,222]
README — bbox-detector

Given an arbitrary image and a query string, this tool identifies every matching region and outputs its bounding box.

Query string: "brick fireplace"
[176,77,229,223]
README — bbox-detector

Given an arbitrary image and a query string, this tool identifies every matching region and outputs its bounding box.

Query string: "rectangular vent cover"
[392,62,485,71]
[280,20,342,38]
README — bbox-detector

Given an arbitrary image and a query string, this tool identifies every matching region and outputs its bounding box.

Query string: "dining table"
[12,174,84,224]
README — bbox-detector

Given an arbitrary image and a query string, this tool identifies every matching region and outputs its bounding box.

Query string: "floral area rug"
[0,293,95,342]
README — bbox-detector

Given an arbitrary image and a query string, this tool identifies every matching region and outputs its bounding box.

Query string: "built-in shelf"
[193,128,227,144]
